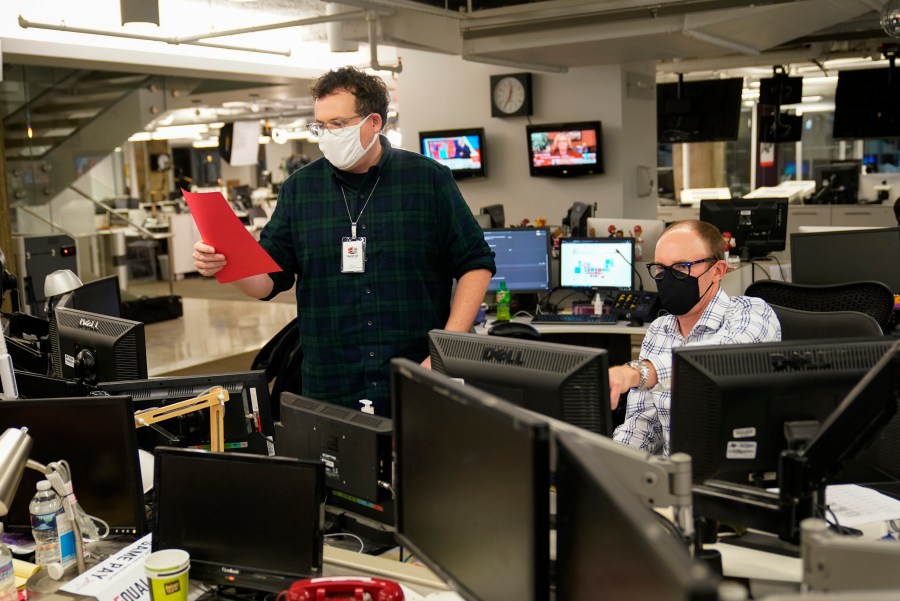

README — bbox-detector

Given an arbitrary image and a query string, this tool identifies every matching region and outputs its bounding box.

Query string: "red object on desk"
[283,576,405,601]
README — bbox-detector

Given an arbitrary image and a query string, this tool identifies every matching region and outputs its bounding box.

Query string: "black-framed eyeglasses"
[646,257,717,281]
[306,114,365,137]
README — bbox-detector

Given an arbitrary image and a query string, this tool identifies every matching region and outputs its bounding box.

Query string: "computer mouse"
[487,320,541,340]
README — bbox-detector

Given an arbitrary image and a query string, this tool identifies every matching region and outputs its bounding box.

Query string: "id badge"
[341,237,366,273]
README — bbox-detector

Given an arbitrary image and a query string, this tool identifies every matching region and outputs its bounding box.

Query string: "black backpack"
[251,317,302,422]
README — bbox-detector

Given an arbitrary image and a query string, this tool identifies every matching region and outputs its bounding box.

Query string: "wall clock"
[490,73,533,118]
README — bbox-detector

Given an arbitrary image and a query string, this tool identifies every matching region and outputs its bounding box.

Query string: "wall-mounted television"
[833,68,900,139]
[419,127,486,179]
[526,121,603,178]
[657,78,743,143]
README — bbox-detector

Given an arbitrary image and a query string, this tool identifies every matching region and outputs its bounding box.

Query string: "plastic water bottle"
[0,526,15,601]
[29,480,76,570]
[496,281,511,322]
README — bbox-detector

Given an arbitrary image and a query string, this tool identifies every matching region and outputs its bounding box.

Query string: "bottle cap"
[46,562,66,581]
[36,480,52,491]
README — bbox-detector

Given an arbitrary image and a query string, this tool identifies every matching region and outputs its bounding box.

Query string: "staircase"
[4,68,168,206]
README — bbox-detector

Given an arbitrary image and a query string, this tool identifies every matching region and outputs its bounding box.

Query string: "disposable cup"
[144,549,190,601]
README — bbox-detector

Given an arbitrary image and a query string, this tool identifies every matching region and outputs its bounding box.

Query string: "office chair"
[744,280,895,334]
[769,304,883,341]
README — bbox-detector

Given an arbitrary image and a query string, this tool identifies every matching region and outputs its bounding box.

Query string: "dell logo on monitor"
[482,346,525,366]
[78,317,100,331]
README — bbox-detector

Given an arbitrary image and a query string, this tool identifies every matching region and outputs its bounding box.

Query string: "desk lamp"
[43,269,82,314]
[0,427,86,574]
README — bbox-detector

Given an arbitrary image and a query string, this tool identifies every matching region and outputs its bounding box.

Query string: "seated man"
[609,220,781,455]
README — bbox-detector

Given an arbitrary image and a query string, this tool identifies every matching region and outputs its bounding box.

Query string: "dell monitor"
[419,127,486,179]
[50,306,147,384]
[0,395,146,536]
[526,121,603,178]
[97,370,274,454]
[699,198,788,260]
[391,358,551,601]
[791,227,900,293]
[153,448,324,593]
[275,393,394,530]
[559,237,634,292]
[483,227,551,293]
[670,338,898,485]
[555,431,721,601]
[428,330,611,435]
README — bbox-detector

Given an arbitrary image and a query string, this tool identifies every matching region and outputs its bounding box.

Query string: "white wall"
[397,50,659,227]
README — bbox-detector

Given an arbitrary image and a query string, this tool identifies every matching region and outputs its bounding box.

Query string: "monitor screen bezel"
[418,127,486,180]
[483,227,552,293]
[152,447,325,592]
[0,395,147,536]
[526,121,603,178]
[558,237,635,291]
[391,358,551,601]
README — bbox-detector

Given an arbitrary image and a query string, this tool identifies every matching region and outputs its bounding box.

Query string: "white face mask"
[317,114,377,171]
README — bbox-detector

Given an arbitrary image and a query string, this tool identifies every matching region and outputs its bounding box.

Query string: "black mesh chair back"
[744,280,895,334]
[769,304,883,341]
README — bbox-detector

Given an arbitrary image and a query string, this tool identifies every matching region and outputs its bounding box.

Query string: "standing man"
[609,220,781,455]
[193,67,495,416]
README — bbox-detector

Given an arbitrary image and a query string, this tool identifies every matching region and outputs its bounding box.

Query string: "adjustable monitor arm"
[800,517,900,591]
[134,386,231,452]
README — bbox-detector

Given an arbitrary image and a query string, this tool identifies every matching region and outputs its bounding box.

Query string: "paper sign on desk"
[182,189,282,284]
[61,534,152,601]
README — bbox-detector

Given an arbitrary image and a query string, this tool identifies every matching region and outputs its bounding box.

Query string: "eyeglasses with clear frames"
[306,114,364,137]
[646,257,717,281]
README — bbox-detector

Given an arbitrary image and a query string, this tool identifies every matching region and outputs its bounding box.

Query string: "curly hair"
[310,66,389,127]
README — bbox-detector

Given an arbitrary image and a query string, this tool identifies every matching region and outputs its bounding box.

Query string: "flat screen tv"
[419,128,486,179]
[526,121,603,177]
[833,68,900,139]
[657,78,743,143]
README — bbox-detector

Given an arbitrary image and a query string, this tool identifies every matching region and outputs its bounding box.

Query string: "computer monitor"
[61,274,121,317]
[275,393,394,528]
[50,306,147,384]
[0,395,146,536]
[428,330,611,435]
[97,370,274,453]
[791,227,900,292]
[670,338,898,485]
[479,204,505,228]
[585,218,665,262]
[811,161,861,204]
[699,198,788,260]
[555,431,720,601]
[559,237,634,292]
[391,358,551,601]
[483,227,551,293]
[565,201,592,237]
[153,448,324,593]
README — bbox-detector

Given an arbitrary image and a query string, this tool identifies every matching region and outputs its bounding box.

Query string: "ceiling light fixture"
[120,0,159,26]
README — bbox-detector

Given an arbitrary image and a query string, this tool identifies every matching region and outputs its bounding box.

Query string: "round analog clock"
[490,73,533,118]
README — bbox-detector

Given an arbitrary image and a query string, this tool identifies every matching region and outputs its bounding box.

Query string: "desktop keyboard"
[531,313,619,324]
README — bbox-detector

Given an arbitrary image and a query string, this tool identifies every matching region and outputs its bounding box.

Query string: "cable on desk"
[324,532,366,553]
[749,260,773,281]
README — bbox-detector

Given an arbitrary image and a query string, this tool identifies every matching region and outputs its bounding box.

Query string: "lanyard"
[340,176,380,238]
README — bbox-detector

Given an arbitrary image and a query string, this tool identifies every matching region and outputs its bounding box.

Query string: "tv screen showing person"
[530,128,597,168]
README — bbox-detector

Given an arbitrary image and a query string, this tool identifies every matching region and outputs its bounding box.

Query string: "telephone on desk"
[609,291,661,326]
[285,576,404,600]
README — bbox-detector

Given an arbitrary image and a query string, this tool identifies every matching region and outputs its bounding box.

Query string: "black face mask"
[657,272,713,316]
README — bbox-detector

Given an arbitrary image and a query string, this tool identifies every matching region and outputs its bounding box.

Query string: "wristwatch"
[626,360,650,390]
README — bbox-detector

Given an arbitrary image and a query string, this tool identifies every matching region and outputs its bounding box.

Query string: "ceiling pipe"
[17,15,291,57]
[366,11,402,73]
[173,9,368,44]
